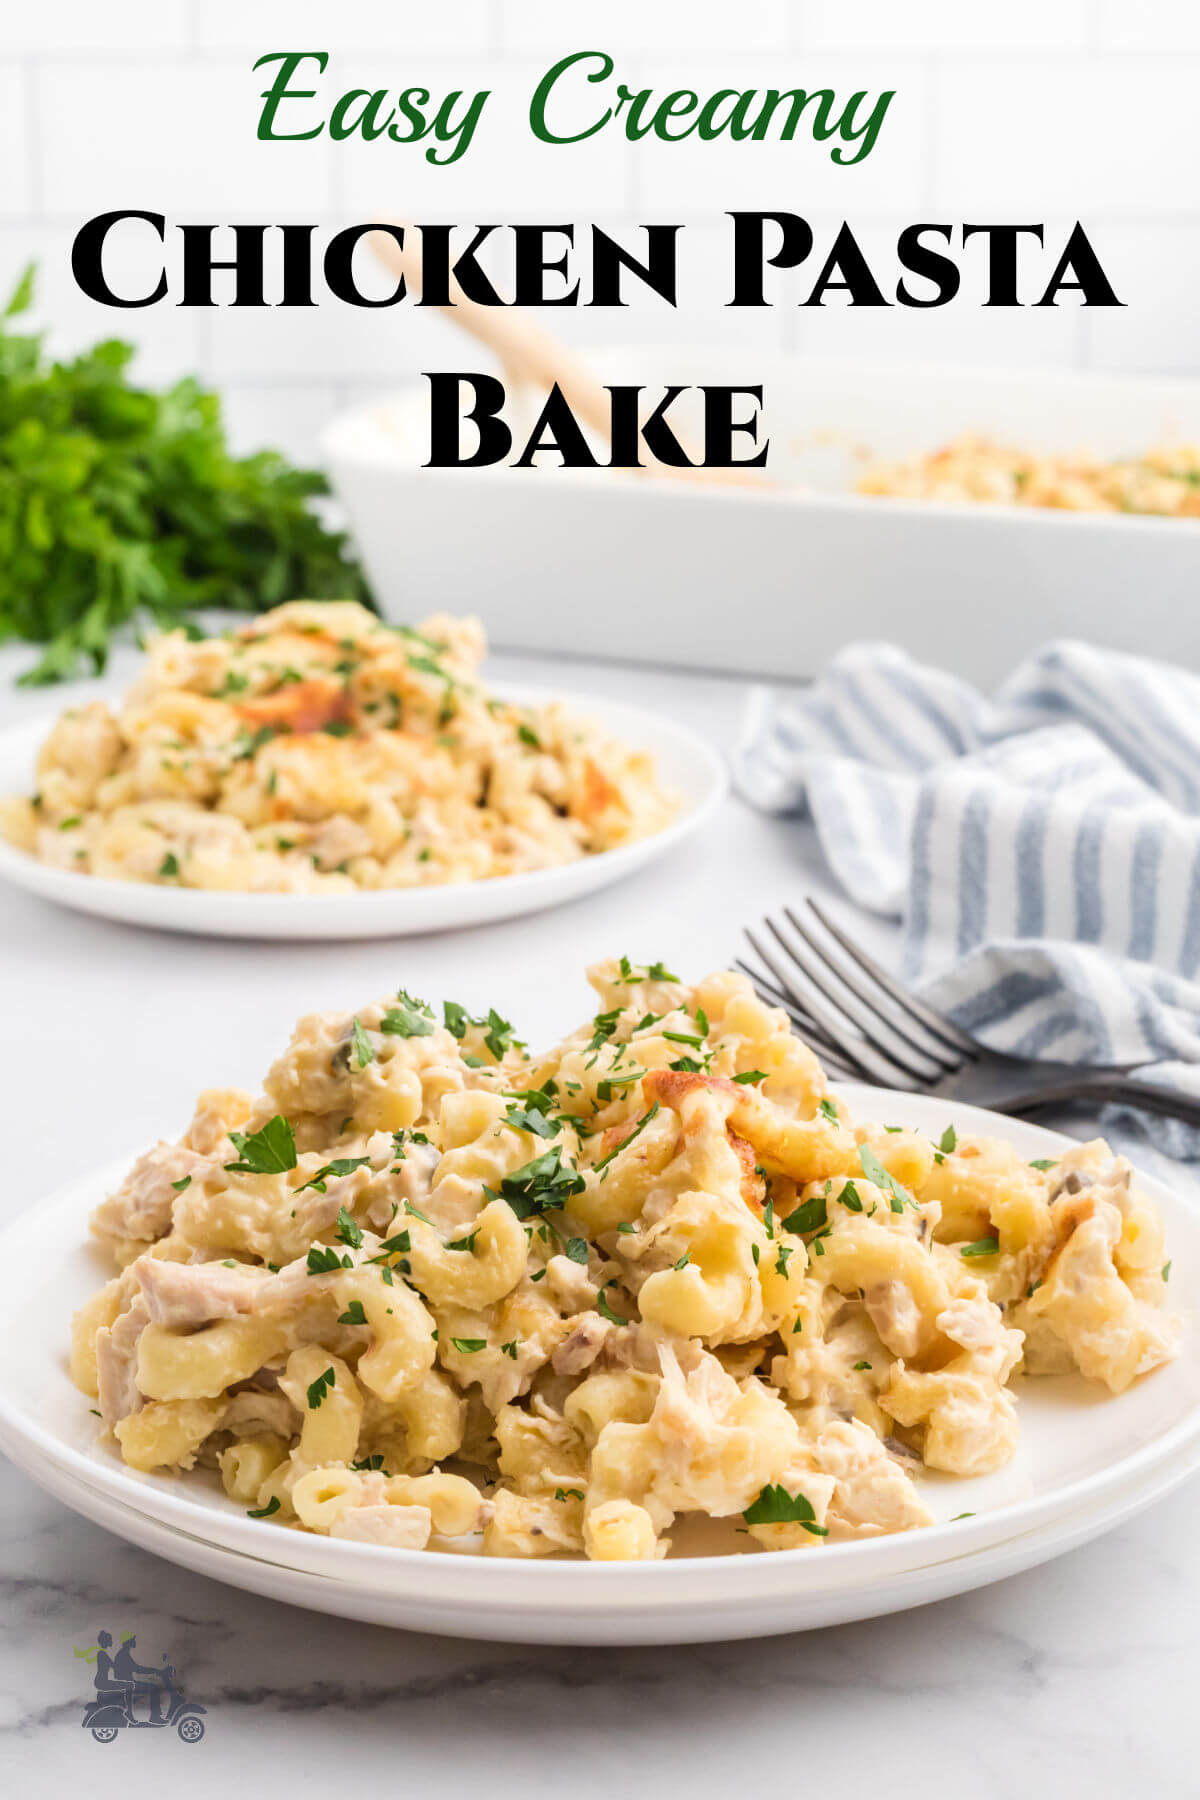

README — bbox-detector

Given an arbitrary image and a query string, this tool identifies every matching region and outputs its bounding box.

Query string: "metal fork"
[738,896,1200,1130]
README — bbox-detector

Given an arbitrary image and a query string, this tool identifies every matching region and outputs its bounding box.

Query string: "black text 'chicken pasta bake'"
[72,960,1179,1560]
[1,602,675,891]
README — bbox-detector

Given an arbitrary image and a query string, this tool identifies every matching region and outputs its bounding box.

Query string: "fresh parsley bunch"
[0,265,370,684]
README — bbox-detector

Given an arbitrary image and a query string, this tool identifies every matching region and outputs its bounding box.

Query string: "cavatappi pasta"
[1,602,674,892]
[72,959,1180,1560]
[857,436,1200,517]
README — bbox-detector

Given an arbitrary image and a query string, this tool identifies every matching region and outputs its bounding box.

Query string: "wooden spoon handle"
[366,224,617,449]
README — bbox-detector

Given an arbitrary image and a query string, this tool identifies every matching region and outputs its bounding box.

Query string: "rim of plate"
[1,1091,1197,1600]
[0,684,728,938]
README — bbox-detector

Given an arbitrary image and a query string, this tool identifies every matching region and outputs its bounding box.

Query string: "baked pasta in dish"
[858,436,1200,517]
[1,602,674,891]
[71,960,1180,1560]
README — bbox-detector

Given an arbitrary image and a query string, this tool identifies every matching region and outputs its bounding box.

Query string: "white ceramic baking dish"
[322,348,1200,683]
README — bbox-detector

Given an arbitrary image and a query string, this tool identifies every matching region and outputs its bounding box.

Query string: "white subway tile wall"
[2,0,1197,461]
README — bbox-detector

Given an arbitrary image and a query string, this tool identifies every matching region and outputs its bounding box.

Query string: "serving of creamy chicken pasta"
[858,436,1200,517]
[1,602,673,892]
[71,959,1180,1561]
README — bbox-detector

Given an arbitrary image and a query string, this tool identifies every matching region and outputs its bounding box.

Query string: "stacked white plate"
[3,1094,1199,1645]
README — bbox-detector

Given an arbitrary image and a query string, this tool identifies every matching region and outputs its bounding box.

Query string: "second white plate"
[0,685,727,940]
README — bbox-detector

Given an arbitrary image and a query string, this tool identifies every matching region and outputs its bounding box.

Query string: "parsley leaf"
[591,1103,660,1172]
[0,264,368,687]
[298,1156,370,1194]
[381,989,435,1038]
[596,1282,629,1325]
[492,1146,585,1219]
[743,1484,828,1533]
[449,1337,487,1354]
[225,1115,297,1175]
[565,1236,590,1265]
[305,1366,336,1409]
[782,1193,828,1235]
[960,1236,1000,1259]
[338,1300,368,1325]
[247,1496,281,1518]
[350,1017,375,1067]
[334,1206,363,1248]
[858,1144,916,1213]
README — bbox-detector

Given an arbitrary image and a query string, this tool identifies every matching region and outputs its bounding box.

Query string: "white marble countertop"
[1,638,1195,1795]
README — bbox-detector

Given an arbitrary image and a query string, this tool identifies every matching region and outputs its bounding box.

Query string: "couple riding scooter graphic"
[80,1631,207,1742]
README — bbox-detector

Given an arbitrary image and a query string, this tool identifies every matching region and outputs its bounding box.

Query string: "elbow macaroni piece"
[71,958,1182,1560]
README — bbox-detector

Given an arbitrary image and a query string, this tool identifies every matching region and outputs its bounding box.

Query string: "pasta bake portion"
[2,601,674,891]
[71,960,1180,1560]
[857,436,1200,517]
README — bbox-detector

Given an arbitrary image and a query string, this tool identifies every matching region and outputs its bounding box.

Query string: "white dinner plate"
[0,1094,1197,1643]
[12,1425,1198,1644]
[0,686,727,940]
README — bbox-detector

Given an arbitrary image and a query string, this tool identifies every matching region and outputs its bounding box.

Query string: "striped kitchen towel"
[734,640,1200,1157]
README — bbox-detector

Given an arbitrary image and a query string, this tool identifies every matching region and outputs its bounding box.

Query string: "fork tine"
[745,926,919,1091]
[763,916,944,1087]
[734,959,865,1081]
[805,896,978,1057]
[782,905,964,1076]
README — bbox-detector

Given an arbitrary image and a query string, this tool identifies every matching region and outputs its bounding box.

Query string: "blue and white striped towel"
[734,640,1200,1157]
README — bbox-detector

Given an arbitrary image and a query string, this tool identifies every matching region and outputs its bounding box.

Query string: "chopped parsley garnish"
[853,1359,872,1371]
[775,1244,794,1277]
[299,1156,370,1194]
[225,1114,297,1175]
[306,1366,336,1409]
[938,1125,958,1155]
[158,851,180,879]
[446,1230,479,1253]
[490,1146,585,1219]
[58,815,81,830]
[960,1237,1000,1259]
[372,1229,411,1258]
[837,1179,864,1214]
[617,957,680,984]
[782,1193,827,1235]
[350,1017,375,1067]
[818,1097,839,1123]
[350,1454,386,1472]
[500,1339,519,1359]
[338,1300,368,1325]
[381,989,435,1038]
[668,1056,704,1073]
[504,1102,560,1140]
[743,1484,828,1533]
[951,1512,976,1521]
[596,1282,629,1325]
[170,1175,191,1192]
[441,999,522,1059]
[405,1201,433,1224]
[247,1496,281,1518]
[1163,1261,1172,1282]
[306,1245,353,1274]
[858,1144,916,1213]
[565,1236,590,1265]
[334,1206,363,1248]
[554,1487,585,1502]
[516,723,541,748]
[449,1337,487,1354]
[673,1252,691,1270]
[1029,1158,1058,1172]
[592,1102,660,1173]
